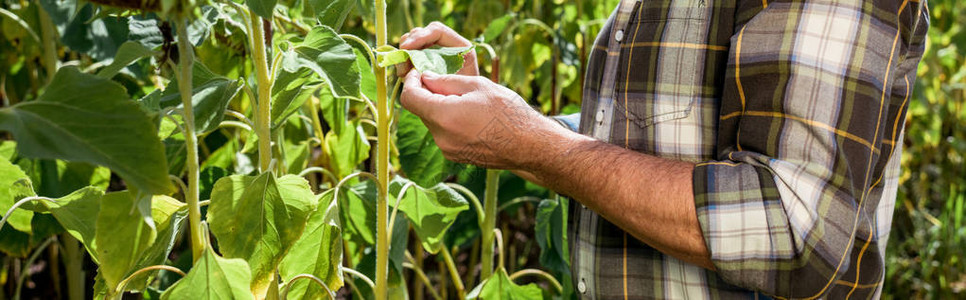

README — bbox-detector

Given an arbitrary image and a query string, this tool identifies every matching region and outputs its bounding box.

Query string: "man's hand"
[396,22,478,77]
[399,70,565,170]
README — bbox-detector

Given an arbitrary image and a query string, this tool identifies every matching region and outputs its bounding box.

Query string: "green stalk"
[374,0,391,298]
[440,246,465,299]
[479,169,500,279]
[61,235,84,300]
[249,12,274,172]
[413,0,423,27]
[176,18,205,262]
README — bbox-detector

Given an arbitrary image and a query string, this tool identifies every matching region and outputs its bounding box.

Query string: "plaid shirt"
[570,0,929,299]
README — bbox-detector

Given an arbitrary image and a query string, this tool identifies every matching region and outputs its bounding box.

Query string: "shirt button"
[595,110,605,122]
[615,30,624,42]
[577,279,587,294]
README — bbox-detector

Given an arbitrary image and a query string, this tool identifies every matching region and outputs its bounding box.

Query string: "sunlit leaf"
[161,247,255,300]
[207,173,316,297]
[389,176,468,253]
[0,157,35,233]
[377,46,474,74]
[291,26,361,99]
[279,190,344,300]
[466,268,542,300]
[94,191,159,289]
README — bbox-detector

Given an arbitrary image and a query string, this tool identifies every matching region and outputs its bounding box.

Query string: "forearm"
[522,124,713,269]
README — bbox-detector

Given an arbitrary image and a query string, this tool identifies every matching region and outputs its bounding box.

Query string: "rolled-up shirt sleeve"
[692,0,927,298]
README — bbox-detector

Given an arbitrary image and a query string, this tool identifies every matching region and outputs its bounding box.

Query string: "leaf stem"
[113,265,186,296]
[388,182,417,241]
[440,246,466,299]
[297,167,338,183]
[479,169,501,280]
[342,267,376,290]
[247,10,274,173]
[374,0,391,297]
[444,183,485,224]
[402,262,442,300]
[14,237,55,300]
[0,196,55,231]
[175,18,205,263]
[280,274,335,300]
[508,269,563,293]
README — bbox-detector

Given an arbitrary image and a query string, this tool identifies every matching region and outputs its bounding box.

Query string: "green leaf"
[482,14,515,43]
[25,187,103,262]
[125,195,188,292]
[161,247,255,300]
[308,0,354,30]
[160,62,243,134]
[0,67,174,195]
[97,41,158,79]
[271,54,318,130]
[466,268,542,300]
[389,176,468,253]
[535,198,570,276]
[246,0,276,19]
[397,108,445,187]
[95,191,159,290]
[376,46,474,74]
[279,190,344,300]
[207,173,317,297]
[340,182,377,244]
[325,120,371,179]
[292,26,361,99]
[0,157,35,233]
[18,159,111,198]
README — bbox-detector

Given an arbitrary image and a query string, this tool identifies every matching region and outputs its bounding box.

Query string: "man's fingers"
[421,72,483,96]
[400,22,471,50]
[400,70,445,118]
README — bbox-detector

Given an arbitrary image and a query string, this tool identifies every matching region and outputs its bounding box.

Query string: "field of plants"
[0,0,962,299]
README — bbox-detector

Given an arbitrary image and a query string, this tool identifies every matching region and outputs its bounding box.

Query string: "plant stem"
[61,235,84,300]
[440,246,465,299]
[374,0,391,298]
[479,169,500,280]
[248,11,274,173]
[176,18,205,262]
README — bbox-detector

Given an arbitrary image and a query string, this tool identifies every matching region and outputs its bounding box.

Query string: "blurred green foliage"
[885,0,966,298]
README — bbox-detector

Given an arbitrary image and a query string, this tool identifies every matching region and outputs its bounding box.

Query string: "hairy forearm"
[522,123,713,269]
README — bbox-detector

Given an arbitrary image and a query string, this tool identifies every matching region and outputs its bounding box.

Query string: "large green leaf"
[246,0,277,19]
[94,191,159,290]
[397,108,445,187]
[0,157,35,233]
[207,173,316,297]
[279,190,344,300]
[389,176,468,253]
[377,46,474,74]
[160,62,243,134]
[291,26,361,99]
[0,67,174,195]
[466,268,542,300]
[25,187,103,262]
[325,120,370,179]
[339,182,377,244]
[160,247,255,300]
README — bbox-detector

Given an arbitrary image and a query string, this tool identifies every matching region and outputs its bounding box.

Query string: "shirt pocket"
[613,0,711,131]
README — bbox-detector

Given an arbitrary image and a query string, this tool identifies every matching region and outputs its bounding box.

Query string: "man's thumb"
[421,72,483,96]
